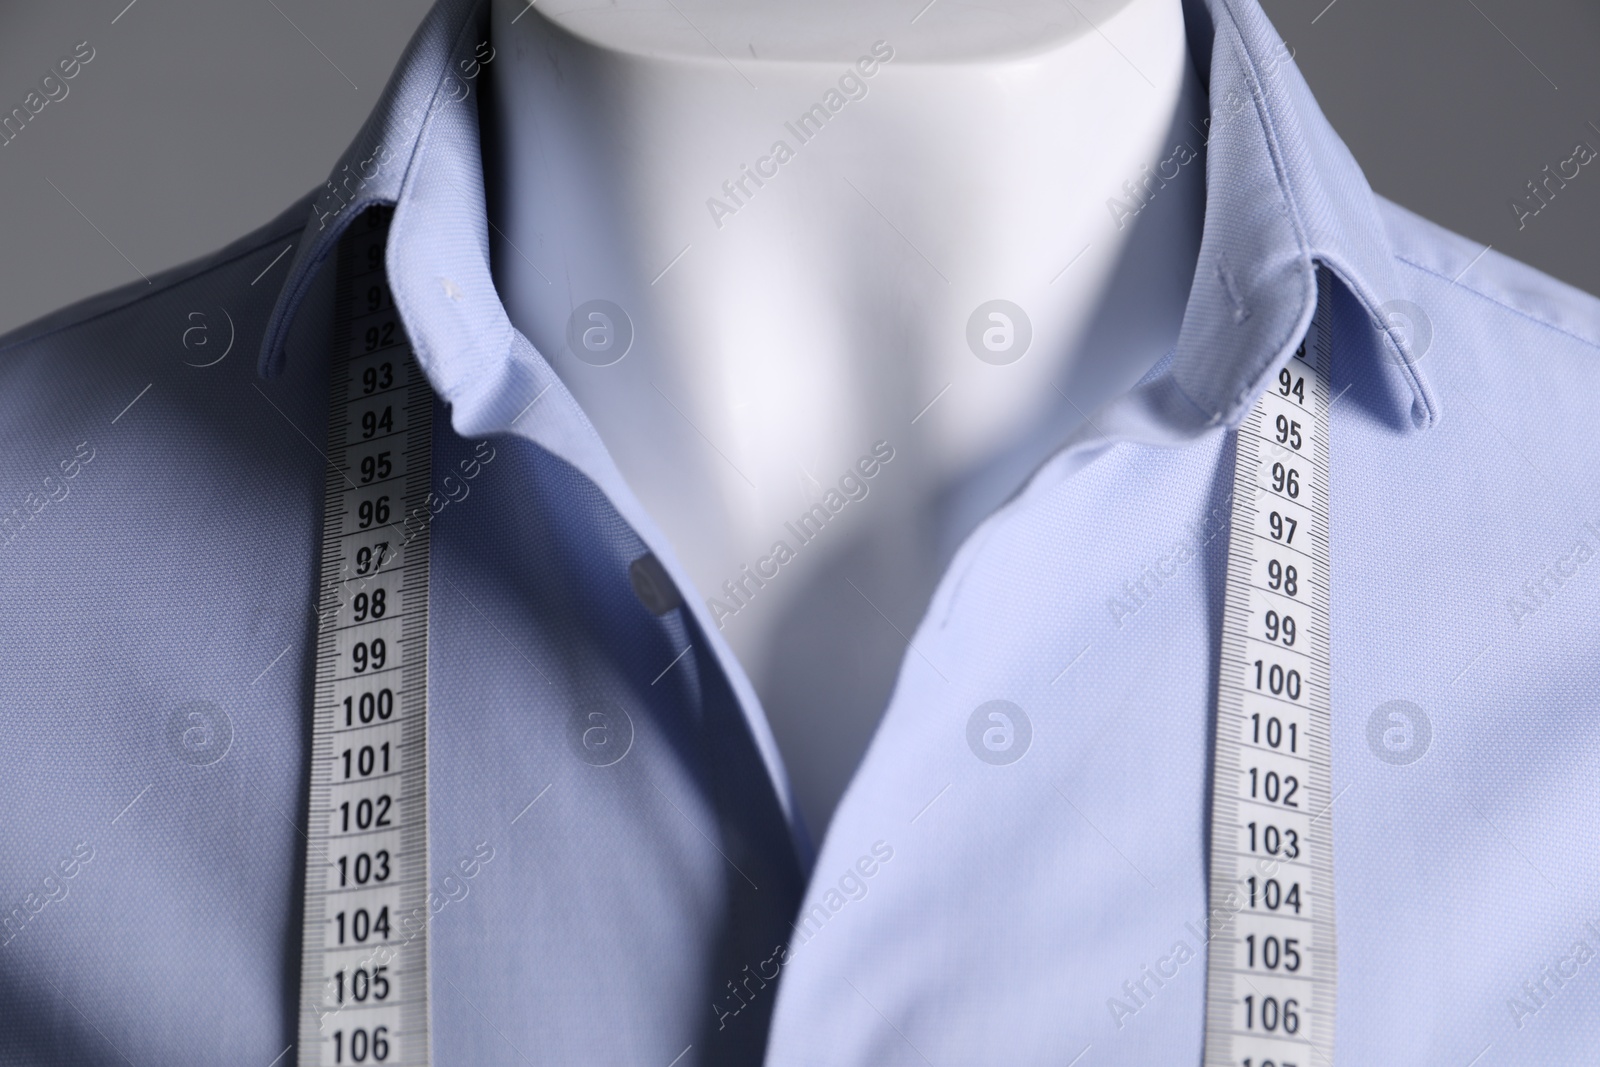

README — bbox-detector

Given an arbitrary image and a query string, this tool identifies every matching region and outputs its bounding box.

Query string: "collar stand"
[259,0,486,380]
[1161,0,1437,434]
[260,0,1437,437]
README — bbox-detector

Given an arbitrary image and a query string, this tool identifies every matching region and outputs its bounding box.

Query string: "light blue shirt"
[3,0,1599,1065]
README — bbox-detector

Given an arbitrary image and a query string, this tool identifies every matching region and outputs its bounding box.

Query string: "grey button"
[629,552,682,615]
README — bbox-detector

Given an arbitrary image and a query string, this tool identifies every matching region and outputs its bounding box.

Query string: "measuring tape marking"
[1204,273,1337,1067]
[300,208,435,1067]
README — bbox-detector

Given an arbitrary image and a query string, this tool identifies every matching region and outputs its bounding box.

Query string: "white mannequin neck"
[485,0,1205,833]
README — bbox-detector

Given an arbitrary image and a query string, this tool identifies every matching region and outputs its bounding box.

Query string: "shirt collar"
[256,0,816,846]
[253,0,1438,850]
[259,0,484,382]
[1161,0,1437,434]
[259,0,1438,438]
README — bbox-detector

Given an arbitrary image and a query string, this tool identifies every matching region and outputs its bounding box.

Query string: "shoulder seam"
[0,220,306,358]
[1393,252,1600,355]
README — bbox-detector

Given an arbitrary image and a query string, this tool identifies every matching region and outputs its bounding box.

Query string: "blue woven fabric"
[1,0,1598,1064]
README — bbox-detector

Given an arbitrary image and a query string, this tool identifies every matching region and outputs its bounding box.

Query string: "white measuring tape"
[299,206,434,1066]
[290,213,1335,1065]
[1204,272,1337,1067]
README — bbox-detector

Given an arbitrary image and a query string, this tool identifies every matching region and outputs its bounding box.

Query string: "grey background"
[0,0,1596,339]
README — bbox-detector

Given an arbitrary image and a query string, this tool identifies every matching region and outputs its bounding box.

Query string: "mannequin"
[485,0,1206,834]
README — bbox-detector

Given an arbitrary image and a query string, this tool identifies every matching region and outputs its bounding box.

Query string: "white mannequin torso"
[484,0,1205,834]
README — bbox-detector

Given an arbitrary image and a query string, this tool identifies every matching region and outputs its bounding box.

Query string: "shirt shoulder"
[0,191,315,359]
[1375,193,1600,354]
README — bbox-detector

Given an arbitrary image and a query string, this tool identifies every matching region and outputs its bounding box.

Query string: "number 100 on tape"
[298,205,435,1066]
[1203,270,1337,1067]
